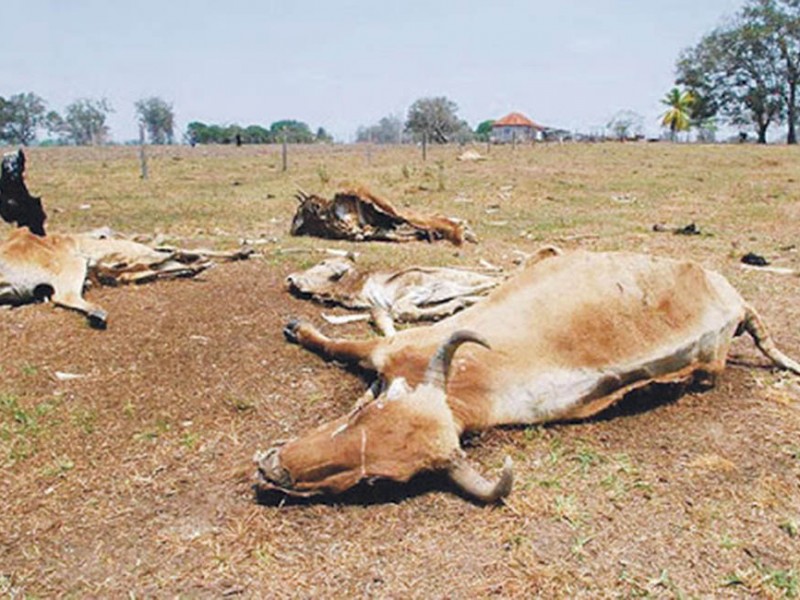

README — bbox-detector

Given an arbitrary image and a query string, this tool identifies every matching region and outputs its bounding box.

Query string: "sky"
[3,1,745,143]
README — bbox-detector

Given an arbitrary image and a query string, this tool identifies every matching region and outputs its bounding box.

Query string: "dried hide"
[290,188,476,245]
[287,254,501,334]
[0,228,251,328]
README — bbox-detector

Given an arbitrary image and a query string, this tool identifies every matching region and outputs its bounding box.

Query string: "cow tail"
[743,305,800,375]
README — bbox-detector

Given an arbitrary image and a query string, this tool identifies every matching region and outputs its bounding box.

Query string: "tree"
[269,120,314,143]
[243,124,272,144]
[475,120,495,141]
[356,115,404,143]
[451,119,476,144]
[606,110,644,140]
[742,0,800,144]
[44,110,67,143]
[405,97,464,143]
[315,127,333,143]
[660,87,695,140]
[678,20,784,143]
[135,97,175,144]
[55,98,113,145]
[0,92,47,145]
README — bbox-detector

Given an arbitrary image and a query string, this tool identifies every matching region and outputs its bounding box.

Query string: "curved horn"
[294,186,310,203]
[423,330,491,389]
[447,456,513,503]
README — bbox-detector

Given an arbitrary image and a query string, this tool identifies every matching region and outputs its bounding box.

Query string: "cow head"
[255,331,513,503]
[1,149,25,183]
[0,149,47,236]
[286,254,361,304]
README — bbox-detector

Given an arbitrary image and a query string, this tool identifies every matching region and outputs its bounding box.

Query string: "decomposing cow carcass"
[290,187,476,245]
[0,227,251,328]
[0,149,47,236]
[286,254,502,335]
[456,149,486,162]
[255,248,800,503]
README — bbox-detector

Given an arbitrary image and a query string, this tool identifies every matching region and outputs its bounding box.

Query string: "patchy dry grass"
[1,141,800,597]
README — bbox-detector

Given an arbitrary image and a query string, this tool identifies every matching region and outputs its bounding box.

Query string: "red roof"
[492,112,543,129]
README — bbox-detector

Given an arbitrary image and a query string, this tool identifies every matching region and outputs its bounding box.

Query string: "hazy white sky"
[3,1,744,142]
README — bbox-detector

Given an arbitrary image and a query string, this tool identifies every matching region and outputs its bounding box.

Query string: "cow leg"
[393,297,476,323]
[284,319,378,368]
[744,306,800,375]
[369,307,397,337]
[51,260,108,328]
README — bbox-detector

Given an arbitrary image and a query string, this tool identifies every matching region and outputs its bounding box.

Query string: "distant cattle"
[0,228,251,328]
[255,248,800,502]
[0,149,47,236]
[287,254,501,335]
[290,188,476,245]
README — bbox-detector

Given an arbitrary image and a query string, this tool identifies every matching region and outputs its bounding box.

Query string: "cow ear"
[17,149,25,172]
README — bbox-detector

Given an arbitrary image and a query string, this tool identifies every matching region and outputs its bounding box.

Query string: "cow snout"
[254,448,293,490]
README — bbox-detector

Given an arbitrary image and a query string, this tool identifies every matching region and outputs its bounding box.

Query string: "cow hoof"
[284,318,302,343]
[88,310,108,330]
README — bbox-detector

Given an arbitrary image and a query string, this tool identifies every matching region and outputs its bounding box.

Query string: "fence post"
[282,132,288,172]
[422,131,427,162]
[139,124,148,180]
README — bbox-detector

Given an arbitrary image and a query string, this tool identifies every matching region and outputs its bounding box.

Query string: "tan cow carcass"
[255,248,800,502]
[0,228,250,328]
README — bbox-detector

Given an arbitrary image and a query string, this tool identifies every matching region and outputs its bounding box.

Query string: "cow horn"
[295,186,310,203]
[447,456,513,503]
[423,330,490,389]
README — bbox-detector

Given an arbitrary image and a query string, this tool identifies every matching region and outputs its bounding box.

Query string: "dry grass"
[1,141,800,598]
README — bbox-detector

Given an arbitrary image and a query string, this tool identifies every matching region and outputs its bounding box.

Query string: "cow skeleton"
[287,254,502,335]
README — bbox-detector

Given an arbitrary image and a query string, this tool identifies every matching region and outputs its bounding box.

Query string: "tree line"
[186,120,332,145]
[0,93,335,147]
[671,0,800,143]
[0,93,177,146]
[1,91,501,147]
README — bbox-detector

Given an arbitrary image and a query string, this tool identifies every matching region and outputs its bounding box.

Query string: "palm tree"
[660,87,695,141]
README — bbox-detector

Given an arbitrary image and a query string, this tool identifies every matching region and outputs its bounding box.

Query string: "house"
[491,112,545,143]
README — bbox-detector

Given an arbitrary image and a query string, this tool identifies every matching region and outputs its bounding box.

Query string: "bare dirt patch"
[1,143,799,597]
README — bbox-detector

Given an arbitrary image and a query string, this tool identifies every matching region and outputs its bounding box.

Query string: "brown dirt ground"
[1,143,799,598]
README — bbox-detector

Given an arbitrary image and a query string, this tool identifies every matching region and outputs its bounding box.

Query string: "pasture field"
[1,141,799,598]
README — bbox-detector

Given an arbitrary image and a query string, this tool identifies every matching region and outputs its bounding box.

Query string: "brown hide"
[290,188,475,245]
[256,249,800,502]
[0,229,250,328]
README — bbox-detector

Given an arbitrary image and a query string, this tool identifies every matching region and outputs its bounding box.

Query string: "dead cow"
[0,149,47,236]
[287,254,501,334]
[255,248,800,503]
[290,187,476,245]
[0,228,250,328]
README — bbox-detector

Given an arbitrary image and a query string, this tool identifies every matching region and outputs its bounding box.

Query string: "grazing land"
[1,142,799,598]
